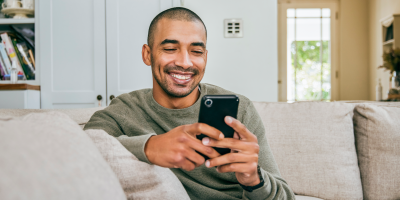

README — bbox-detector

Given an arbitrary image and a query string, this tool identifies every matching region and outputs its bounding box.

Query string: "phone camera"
[205,99,213,108]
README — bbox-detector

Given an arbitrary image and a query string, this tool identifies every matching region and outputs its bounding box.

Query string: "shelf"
[0,83,40,91]
[0,80,39,85]
[0,18,34,24]
[388,94,400,99]
[383,39,394,46]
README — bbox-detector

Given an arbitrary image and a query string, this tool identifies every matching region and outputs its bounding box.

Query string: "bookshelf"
[381,14,400,52]
[0,0,39,86]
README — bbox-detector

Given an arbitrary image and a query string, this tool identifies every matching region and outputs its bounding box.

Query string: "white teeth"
[171,74,190,80]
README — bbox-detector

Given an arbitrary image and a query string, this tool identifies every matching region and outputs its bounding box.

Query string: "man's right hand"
[144,123,223,171]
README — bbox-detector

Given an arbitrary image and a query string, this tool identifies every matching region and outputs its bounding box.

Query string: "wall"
[339,0,370,100]
[368,0,400,100]
[184,0,278,102]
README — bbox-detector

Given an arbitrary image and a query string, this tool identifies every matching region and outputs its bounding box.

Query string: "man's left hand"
[202,116,261,186]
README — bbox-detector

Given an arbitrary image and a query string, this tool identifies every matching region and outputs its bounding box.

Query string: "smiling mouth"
[167,71,194,84]
[170,73,192,80]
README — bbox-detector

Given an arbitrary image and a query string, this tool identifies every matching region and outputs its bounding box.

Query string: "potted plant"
[379,48,400,88]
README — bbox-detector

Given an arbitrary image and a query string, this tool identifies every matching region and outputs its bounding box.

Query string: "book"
[0,60,5,79]
[1,33,26,80]
[12,38,34,80]
[0,43,12,74]
[0,50,7,75]
[16,41,35,72]
[28,49,35,69]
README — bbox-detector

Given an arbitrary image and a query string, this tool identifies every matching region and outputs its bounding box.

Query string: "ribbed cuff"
[243,169,272,200]
[116,134,156,164]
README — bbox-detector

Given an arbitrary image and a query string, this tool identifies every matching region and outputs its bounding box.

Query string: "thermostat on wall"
[224,19,243,38]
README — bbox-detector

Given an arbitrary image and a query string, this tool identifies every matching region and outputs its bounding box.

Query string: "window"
[278,1,339,102]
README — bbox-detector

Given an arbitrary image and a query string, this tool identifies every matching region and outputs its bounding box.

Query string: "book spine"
[0,48,8,74]
[1,33,26,80]
[0,59,5,79]
[28,49,35,69]
[0,43,11,74]
[12,38,34,80]
[16,43,35,73]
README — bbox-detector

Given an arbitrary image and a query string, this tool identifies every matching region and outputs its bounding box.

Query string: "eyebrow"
[160,39,206,48]
[160,39,179,45]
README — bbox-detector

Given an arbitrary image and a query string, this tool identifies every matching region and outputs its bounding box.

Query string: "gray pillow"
[253,101,363,200]
[0,112,126,200]
[353,104,400,200]
[85,129,190,200]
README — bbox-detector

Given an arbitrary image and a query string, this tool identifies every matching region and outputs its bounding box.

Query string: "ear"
[142,44,152,66]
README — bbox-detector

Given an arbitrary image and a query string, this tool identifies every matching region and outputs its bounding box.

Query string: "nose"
[175,50,193,69]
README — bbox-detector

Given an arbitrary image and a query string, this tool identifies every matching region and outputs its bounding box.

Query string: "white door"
[40,0,107,108]
[105,0,177,104]
[278,1,339,102]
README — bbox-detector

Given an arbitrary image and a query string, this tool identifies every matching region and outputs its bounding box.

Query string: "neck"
[153,80,200,109]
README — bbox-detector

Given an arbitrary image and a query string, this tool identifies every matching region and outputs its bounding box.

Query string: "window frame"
[278,0,340,102]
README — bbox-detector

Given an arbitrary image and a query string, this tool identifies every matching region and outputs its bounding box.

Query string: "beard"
[151,54,201,98]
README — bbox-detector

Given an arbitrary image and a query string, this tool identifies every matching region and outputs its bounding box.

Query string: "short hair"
[147,7,207,48]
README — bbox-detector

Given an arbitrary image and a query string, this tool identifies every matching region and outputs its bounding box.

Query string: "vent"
[224,19,243,38]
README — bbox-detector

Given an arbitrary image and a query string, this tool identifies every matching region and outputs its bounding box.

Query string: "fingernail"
[216,167,220,172]
[226,116,233,124]
[174,165,179,168]
[205,160,210,168]
[219,133,224,140]
[202,137,210,145]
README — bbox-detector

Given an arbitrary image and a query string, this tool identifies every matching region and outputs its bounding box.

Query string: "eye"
[192,51,203,55]
[164,49,176,52]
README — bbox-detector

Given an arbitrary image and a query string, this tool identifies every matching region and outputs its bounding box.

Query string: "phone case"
[197,95,239,159]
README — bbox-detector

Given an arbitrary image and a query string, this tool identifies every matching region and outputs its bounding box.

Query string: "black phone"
[197,95,239,159]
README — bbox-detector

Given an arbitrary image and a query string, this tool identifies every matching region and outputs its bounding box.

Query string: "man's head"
[142,7,208,98]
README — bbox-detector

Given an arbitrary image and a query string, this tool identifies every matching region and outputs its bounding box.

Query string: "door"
[278,0,339,102]
[105,0,178,105]
[40,0,107,108]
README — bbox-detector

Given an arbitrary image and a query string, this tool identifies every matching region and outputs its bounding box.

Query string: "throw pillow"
[85,129,190,200]
[353,104,400,200]
[0,112,126,200]
[252,101,363,200]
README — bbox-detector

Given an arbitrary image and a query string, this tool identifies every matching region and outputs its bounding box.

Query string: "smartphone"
[197,95,239,159]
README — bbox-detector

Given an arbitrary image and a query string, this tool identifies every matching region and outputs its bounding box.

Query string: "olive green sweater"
[84,83,294,200]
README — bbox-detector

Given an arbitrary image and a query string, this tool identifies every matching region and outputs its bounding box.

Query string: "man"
[84,7,294,200]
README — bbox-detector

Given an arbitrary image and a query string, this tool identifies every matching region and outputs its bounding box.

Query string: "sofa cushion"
[353,104,400,200]
[0,112,126,200]
[85,129,190,200]
[253,102,363,200]
[0,107,104,128]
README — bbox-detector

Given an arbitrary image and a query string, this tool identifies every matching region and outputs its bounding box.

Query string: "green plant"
[379,48,400,73]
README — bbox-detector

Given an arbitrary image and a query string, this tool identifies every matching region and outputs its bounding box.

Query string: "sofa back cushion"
[253,102,363,200]
[353,104,400,200]
[85,129,190,200]
[0,112,126,200]
[0,107,104,128]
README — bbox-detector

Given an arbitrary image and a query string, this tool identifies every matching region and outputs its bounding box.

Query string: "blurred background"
[0,0,399,109]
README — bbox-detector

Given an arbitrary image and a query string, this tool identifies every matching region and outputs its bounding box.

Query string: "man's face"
[149,18,207,98]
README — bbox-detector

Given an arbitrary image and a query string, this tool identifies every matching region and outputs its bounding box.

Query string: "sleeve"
[241,101,295,200]
[83,98,156,164]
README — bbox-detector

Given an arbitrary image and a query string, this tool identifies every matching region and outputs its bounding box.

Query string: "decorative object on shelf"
[10,60,17,83]
[1,0,34,19]
[379,47,400,88]
[376,79,383,101]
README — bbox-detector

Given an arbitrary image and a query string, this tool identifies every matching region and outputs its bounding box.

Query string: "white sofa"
[0,101,399,200]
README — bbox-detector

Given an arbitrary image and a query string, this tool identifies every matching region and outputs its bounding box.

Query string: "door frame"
[278,0,340,101]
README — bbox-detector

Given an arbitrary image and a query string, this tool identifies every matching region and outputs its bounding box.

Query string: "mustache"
[163,65,199,75]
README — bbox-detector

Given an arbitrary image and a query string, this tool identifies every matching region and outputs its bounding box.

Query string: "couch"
[0,101,399,200]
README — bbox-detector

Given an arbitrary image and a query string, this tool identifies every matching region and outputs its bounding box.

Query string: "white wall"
[184,0,278,102]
